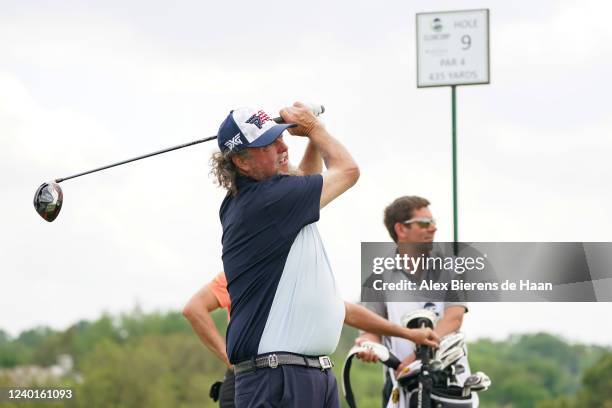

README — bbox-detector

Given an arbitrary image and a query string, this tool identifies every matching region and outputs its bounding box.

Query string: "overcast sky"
[1,0,611,345]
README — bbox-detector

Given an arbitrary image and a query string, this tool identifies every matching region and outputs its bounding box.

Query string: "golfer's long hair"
[209,150,249,196]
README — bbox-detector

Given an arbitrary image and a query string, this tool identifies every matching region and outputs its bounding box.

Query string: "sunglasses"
[402,217,437,228]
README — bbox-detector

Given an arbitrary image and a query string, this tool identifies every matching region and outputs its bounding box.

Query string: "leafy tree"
[575,352,612,407]
[73,333,225,408]
[16,327,57,348]
[118,307,192,339]
[0,329,10,344]
[536,396,576,408]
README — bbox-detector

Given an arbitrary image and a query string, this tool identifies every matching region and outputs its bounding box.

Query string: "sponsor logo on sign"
[431,18,443,32]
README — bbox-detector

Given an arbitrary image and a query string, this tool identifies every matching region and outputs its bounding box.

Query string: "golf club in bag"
[33,104,325,222]
[342,308,491,408]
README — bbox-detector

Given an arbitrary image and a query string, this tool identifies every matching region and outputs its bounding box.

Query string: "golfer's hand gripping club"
[273,103,324,125]
[278,102,326,137]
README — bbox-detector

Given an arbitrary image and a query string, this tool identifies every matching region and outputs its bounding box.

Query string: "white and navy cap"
[217,107,295,153]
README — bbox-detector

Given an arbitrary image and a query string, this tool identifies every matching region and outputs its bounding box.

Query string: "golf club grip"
[384,353,401,370]
[272,104,325,124]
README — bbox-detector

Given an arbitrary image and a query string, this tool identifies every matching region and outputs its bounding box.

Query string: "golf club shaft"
[55,135,218,183]
[54,114,292,184]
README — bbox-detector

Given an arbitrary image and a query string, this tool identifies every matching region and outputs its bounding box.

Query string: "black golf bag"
[343,341,480,408]
[342,309,489,408]
[395,366,475,408]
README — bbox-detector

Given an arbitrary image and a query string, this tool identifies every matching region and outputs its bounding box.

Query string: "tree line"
[0,308,610,407]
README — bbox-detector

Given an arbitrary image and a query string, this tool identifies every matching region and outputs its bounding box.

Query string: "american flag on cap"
[217,107,293,153]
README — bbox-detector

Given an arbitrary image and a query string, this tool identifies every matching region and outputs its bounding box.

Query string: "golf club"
[437,346,466,371]
[436,332,465,357]
[34,104,325,222]
[359,341,401,369]
[462,371,491,397]
[430,331,466,371]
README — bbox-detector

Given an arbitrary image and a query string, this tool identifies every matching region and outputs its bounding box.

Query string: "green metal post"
[451,86,458,253]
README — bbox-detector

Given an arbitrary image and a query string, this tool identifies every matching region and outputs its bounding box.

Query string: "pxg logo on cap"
[217,107,293,153]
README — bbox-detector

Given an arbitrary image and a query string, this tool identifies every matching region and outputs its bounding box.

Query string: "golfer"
[211,102,437,407]
[212,101,357,407]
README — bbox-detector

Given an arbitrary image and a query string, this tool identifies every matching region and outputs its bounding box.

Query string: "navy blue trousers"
[234,365,340,408]
[220,368,236,408]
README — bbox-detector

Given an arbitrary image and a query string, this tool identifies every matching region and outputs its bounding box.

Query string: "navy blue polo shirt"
[220,173,345,364]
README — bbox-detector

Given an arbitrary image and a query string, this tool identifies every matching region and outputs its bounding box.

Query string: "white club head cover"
[400,309,439,329]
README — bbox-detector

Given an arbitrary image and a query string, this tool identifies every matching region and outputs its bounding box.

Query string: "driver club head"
[34,181,63,222]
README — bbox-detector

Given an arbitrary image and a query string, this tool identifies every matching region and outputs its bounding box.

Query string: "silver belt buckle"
[319,356,333,370]
[268,354,279,369]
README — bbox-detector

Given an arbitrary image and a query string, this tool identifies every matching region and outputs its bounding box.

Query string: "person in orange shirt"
[183,272,235,407]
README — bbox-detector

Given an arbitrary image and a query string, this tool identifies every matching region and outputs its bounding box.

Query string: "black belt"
[234,353,334,375]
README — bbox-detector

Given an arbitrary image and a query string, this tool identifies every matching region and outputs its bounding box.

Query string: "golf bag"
[342,309,490,408]
[389,362,476,408]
